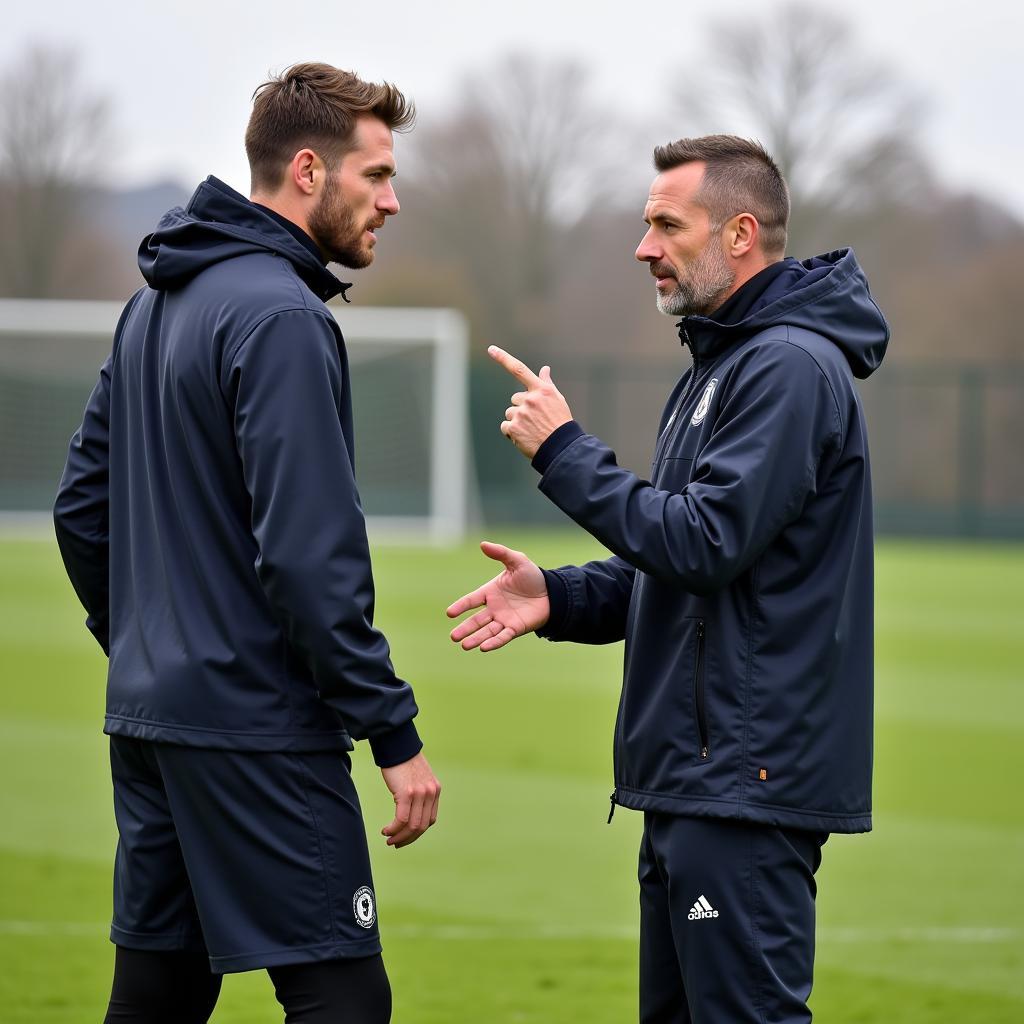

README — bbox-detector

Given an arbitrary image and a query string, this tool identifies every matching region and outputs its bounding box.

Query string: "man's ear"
[290,149,319,196]
[724,213,759,259]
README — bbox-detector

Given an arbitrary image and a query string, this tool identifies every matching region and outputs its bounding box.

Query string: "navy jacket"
[54,176,421,767]
[535,250,887,833]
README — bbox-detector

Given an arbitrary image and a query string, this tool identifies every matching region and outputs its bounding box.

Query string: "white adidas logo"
[688,895,719,921]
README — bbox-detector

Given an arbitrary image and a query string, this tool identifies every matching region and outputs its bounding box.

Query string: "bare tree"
[0,44,112,297]
[669,3,935,253]
[392,54,635,356]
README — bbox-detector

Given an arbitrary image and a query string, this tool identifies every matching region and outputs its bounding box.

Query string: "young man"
[447,136,887,1022]
[54,63,439,1024]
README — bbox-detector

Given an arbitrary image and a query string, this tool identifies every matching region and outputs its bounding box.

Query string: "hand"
[380,751,441,849]
[446,540,549,652]
[489,345,573,458]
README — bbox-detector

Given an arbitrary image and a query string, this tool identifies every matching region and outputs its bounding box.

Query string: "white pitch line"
[1,920,1019,944]
[819,926,1022,944]
[389,923,636,941]
[389,924,1022,944]
[0,920,107,937]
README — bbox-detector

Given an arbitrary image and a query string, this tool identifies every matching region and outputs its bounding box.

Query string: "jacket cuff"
[368,719,423,768]
[532,420,585,475]
[536,568,571,638]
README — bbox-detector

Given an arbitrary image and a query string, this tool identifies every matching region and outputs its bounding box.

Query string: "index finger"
[488,345,541,388]
[446,586,487,618]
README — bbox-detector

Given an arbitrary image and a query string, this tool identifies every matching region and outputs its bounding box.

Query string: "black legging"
[103,946,392,1024]
[270,956,392,1024]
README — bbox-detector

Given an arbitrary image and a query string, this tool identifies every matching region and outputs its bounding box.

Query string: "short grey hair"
[653,135,790,255]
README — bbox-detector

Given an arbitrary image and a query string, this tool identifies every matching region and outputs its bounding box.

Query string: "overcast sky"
[3,0,1023,216]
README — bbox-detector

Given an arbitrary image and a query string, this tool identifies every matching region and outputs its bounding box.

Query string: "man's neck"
[250,196,326,266]
[717,258,774,308]
[706,259,789,325]
[250,193,312,239]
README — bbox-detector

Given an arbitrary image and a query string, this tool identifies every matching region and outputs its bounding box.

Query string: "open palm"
[446,541,549,652]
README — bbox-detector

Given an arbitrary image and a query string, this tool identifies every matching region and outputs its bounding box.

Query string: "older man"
[448,135,887,1022]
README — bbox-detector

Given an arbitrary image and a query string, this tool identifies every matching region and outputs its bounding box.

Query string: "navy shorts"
[108,736,382,974]
[639,813,828,1024]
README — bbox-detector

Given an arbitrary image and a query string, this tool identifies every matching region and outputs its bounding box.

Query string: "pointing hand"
[489,345,573,459]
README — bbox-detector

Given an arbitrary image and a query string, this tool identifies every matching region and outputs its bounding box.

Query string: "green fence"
[470,358,1024,538]
[2,341,1022,538]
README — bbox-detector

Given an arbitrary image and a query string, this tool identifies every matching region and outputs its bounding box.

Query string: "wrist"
[369,720,422,768]
[536,568,569,636]
[532,420,585,475]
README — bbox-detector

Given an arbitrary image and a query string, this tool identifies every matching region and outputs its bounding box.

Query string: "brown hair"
[653,135,789,255]
[245,62,415,192]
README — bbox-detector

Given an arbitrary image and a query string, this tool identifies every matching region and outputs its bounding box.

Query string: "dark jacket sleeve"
[536,340,843,595]
[54,355,113,654]
[538,555,636,644]
[226,308,421,767]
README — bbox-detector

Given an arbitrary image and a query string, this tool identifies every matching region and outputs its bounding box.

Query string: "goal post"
[0,298,472,544]
[336,305,471,544]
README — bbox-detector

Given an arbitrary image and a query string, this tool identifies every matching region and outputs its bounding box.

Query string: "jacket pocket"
[694,619,711,762]
[617,612,711,792]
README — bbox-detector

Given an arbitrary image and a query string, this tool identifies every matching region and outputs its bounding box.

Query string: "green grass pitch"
[0,531,1021,1022]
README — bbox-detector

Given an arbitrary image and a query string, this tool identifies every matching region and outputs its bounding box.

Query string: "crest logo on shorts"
[353,886,376,929]
[691,378,719,426]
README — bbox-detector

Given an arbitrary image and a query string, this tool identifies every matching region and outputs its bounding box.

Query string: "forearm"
[538,555,635,644]
[537,433,748,593]
[534,355,839,593]
[271,565,422,762]
[53,520,110,653]
[232,310,421,762]
[54,356,112,653]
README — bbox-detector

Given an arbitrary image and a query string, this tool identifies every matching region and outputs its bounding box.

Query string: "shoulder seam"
[225,304,339,370]
[775,329,845,438]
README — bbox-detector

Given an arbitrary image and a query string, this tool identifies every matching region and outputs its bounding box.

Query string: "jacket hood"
[681,248,889,379]
[137,176,350,303]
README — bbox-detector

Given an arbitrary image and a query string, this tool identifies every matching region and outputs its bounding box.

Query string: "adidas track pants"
[638,813,827,1023]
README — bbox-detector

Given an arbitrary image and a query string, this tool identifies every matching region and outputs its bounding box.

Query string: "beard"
[653,234,736,317]
[308,172,378,269]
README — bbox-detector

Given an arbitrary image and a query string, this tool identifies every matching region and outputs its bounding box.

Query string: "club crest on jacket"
[691,379,719,426]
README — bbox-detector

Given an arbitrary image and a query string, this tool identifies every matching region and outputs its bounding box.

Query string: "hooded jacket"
[535,250,887,833]
[54,176,421,767]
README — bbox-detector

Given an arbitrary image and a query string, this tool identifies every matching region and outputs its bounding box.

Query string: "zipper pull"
[607,790,618,824]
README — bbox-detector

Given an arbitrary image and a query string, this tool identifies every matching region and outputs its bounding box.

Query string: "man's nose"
[379,182,400,215]
[635,228,659,263]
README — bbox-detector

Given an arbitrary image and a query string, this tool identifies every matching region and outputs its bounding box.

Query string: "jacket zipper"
[653,329,701,468]
[694,620,710,760]
[615,332,704,803]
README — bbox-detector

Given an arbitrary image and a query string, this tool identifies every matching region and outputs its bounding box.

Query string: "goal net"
[0,299,472,543]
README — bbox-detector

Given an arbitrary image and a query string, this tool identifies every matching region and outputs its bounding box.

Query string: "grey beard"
[655,239,736,317]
